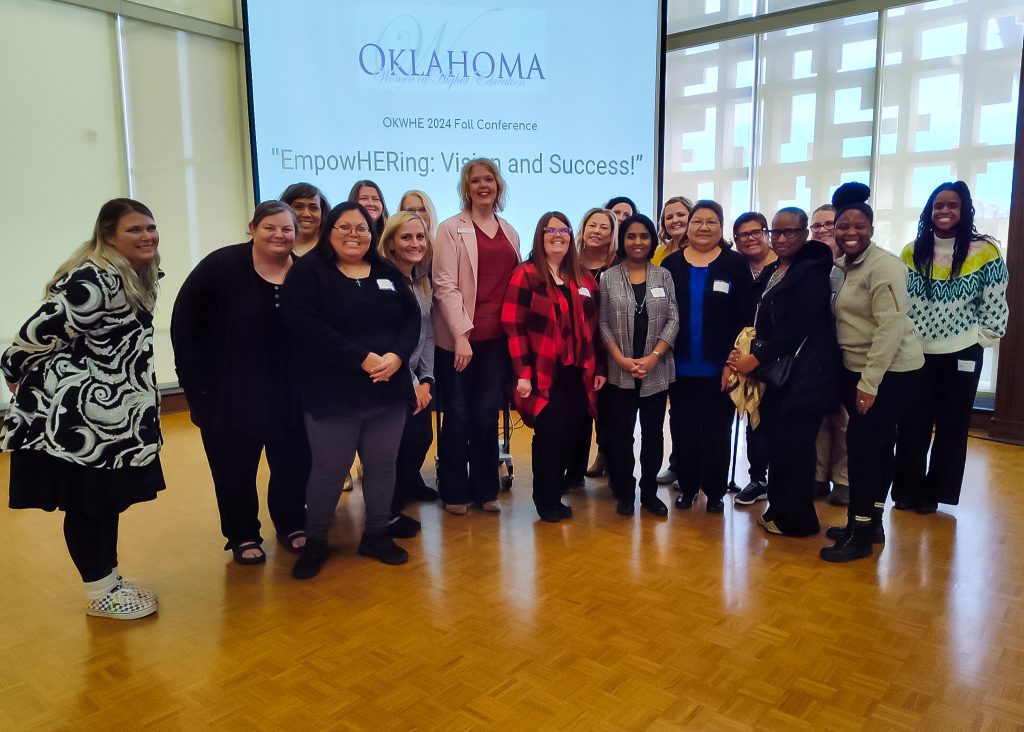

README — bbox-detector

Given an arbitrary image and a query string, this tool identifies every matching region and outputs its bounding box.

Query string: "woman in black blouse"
[171,201,310,564]
[283,202,420,579]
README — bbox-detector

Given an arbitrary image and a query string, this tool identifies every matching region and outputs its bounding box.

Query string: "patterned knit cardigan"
[500,262,603,426]
[900,238,1008,354]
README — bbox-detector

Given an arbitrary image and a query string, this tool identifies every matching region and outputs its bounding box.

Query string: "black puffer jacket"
[749,240,840,414]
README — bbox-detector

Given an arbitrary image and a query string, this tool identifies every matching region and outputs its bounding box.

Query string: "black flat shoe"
[559,503,573,519]
[538,509,562,523]
[674,492,696,510]
[641,498,668,516]
[915,500,938,515]
[615,499,635,517]
[893,500,916,511]
[387,513,421,538]
[705,498,724,514]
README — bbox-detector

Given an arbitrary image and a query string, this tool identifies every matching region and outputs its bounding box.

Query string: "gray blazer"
[599,262,679,396]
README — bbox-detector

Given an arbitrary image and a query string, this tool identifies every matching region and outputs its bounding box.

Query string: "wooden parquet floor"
[1,412,1023,730]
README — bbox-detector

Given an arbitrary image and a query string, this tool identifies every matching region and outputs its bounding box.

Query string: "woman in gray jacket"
[599,214,680,517]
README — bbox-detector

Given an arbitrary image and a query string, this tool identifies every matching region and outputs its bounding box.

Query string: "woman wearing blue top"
[661,200,752,513]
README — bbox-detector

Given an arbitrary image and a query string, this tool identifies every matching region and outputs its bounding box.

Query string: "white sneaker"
[86,580,158,620]
[118,576,158,603]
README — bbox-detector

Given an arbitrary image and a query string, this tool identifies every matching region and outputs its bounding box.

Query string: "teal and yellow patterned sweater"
[900,235,1008,355]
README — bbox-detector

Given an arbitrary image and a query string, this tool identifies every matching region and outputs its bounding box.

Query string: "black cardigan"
[749,240,841,413]
[281,255,420,417]
[171,242,302,435]
[661,247,753,369]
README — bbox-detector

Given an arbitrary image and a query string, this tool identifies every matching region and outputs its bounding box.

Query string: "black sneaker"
[292,539,329,580]
[388,513,421,538]
[734,480,768,505]
[358,533,409,565]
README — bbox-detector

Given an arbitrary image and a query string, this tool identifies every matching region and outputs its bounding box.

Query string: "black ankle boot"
[826,514,885,544]
[820,521,873,563]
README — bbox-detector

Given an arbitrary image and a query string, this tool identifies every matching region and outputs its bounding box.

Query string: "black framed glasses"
[767,227,807,240]
[735,229,767,242]
[810,221,835,232]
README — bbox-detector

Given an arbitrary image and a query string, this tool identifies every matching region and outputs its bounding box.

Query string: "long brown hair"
[530,211,583,286]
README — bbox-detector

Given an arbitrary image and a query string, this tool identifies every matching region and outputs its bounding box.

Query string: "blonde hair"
[379,210,433,297]
[45,198,160,311]
[658,195,694,244]
[457,158,507,212]
[576,208,618,269]
[399,189,439,238]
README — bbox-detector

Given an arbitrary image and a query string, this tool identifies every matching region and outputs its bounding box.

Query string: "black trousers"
[842,368,921,518]
[392,403,434,515]
[669,376,734,501]
[531,366,590,515]
[200,426,310,548]
[759,395,822,536]
[746,419,769,483]
[893,344,982,506]
[63,513,119,582]
[434,338,508,504]
[603,383,668,503]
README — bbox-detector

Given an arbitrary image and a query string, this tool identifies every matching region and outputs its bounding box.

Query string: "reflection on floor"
[1,411,1022,729]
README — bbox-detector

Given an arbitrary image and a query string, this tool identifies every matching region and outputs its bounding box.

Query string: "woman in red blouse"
[501,212,605,522]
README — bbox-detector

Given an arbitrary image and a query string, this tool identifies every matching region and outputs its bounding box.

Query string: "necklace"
[338,262,370,286]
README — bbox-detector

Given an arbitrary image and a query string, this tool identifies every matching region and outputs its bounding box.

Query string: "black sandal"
[277,530,307,554]
[231,540,266,565]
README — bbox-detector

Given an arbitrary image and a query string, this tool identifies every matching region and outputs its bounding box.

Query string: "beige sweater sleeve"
[857,255,911,396]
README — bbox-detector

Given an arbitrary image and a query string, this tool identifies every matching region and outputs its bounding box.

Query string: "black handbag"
[750,300,806,389]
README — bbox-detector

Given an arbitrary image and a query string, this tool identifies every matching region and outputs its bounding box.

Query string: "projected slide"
[244,0,662,245]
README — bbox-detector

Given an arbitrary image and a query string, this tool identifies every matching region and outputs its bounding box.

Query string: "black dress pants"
[746,419,769,484]
[200,426,310,548]
[392,403,434,514]
[893,344,982,506]
[603,383,669,503]
[531,366,590,515]
[669,376,735,501]
[63,513,119,582]
[842,368,921,518]
[759,394,822,536]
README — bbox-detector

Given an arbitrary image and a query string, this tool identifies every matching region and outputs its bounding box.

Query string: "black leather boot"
[820,520,873,563]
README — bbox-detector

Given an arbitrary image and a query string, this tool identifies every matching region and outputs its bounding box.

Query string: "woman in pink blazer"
[432,158,521,515]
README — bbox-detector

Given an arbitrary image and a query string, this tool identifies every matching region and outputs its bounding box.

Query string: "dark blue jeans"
[435,338,509,504]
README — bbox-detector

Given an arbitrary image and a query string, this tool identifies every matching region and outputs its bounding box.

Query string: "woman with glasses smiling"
[662,200,751,514]
[726,207,841,537]
[282,202,421,578]
[502,212,604,522]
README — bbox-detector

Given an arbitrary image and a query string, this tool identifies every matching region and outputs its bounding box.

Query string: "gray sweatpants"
[304,402,407,539]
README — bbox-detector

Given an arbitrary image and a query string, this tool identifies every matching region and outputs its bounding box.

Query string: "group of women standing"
[0,169,1008,618]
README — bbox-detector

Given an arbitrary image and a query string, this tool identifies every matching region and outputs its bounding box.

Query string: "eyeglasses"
[334,223,370,235]
[734,229,767,242]
[543,227,572,235]
[810,221,835,232]
[768,228,807,240]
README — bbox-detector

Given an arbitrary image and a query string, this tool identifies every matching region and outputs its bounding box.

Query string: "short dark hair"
[280,182,330,215]
[733,211,768,235]
[604,196,638,215]
[774,206,808,228]
[690,199,732,249]
[616,213,658,260]
[312,201,380,265]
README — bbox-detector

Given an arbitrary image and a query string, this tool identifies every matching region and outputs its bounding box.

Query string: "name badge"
[457,227,474,234]
[650,286,666,298]
[713,280,731,294]
[578,287,591,298]
[957,359,975,373]
[377,279,395,291]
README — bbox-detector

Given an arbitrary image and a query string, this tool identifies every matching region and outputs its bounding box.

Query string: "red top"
[471,222,518,341]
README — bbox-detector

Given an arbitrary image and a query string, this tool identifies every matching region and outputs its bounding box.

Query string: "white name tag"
[957,359,975,372]
[650,286,666,298]
[457,227,474,234]
[578,287,591,298]
[377,279,395,291]
[713,280,731,294]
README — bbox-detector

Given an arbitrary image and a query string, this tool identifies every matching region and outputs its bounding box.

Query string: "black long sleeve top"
[281,255,420,417]
[661,247,753,369]
[748,240,841,413]
[170,242,301,436]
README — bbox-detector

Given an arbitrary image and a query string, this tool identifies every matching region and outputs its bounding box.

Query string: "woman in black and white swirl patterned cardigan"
[2,199,164,621]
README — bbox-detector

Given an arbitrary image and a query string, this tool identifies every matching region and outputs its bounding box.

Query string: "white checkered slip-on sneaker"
[86,581,158,620]
[118,577,158,604]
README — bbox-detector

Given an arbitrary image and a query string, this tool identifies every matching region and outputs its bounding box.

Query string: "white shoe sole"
[86,602,158,620]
